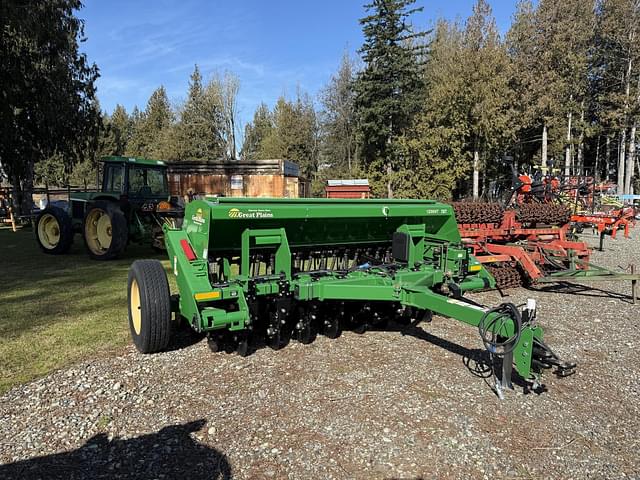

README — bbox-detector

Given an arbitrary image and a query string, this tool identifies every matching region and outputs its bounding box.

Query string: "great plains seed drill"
[128,198,575,394]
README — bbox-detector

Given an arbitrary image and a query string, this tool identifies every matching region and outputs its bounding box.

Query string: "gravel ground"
[1,231,639,479]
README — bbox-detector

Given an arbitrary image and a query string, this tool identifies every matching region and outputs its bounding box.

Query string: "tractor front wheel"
[83,201,128,260]
[35,206,74,254]
[128,259,172,353]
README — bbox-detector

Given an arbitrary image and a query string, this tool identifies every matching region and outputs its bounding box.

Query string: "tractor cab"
[101,156,169,199]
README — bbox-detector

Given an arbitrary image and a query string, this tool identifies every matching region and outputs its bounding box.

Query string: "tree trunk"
[564,108,572,177]
[541,123,548,170]
[618,55,633,193]
[19,162,35,216]
[618,129,626,193]
[229,116,237,160]
[354,143,359,172]
[577,105,585,174]
[386,162,393,198]
[605,135,611,181]
[594,135,600,183]
[472,149,480,199]
[627,75,640,194]
[626,123,637,195]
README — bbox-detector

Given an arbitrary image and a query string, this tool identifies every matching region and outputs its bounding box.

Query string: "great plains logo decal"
[228,208,274,219]
[192,207,205,225]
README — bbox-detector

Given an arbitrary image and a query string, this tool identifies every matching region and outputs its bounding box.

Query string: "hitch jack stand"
[495,351,514,400]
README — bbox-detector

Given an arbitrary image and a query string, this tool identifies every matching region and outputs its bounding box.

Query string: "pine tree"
[110,105,133,155]
[0,0,101,213]
[397,20,469,199]
[127,86,174,159]
[175,65,226,161]
[354,0,427,197]
[100,105,132,156]
[508,0,595,175]
[241,103,274,160]
[319,52,358,175]
[594,0,640,193]
[253,94,319,179]
[461,0,514,198]
[537,0,594,177]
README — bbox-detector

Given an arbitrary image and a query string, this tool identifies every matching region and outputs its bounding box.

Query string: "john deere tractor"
[35,156,183,260]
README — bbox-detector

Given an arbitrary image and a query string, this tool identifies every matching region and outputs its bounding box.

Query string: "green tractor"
[35,156,183,260]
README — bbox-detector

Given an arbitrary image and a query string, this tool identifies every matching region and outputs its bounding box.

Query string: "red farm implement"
[570,206,636,250]
[453,202,639,302]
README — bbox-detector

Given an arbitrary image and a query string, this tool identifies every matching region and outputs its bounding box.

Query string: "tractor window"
[128,166,168,196]
[103,164,124,193]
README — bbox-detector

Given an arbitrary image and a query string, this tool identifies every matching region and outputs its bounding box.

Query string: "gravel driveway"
[1,231,639,479]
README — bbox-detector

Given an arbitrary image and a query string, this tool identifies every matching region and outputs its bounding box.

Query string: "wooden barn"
[167,159,309,198]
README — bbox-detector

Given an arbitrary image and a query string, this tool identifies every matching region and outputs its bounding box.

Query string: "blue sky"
[80,0,519,128]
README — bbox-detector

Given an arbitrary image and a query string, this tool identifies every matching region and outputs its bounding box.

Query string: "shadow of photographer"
[0,419,232,480]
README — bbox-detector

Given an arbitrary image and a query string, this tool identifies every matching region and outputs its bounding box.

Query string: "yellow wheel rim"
[38,213,60,249]
[130,278,142,335]
[85,208,112,254]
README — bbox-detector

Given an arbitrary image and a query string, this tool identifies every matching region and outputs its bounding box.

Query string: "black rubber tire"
[268,329,283,350]
[35,206,74,254]
[207,336,221,352]
[128,259,172,353]
[83,200,128,260]
[353,323,368,334]
[322,320,342,339]
[236,337,250,357]
[296,321,316,344]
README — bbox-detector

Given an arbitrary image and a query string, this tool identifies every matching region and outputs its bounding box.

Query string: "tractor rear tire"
[128,259,172,353]
[35,206,74,254]
[83,201,128,260]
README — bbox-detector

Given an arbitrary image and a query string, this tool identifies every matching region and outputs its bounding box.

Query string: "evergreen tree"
[593,0,640,193]
[100,104,132,156]
[34,153,67,188]
[241,103,274,160]
[398,20,470,199]
[0,0,101,213]
[507,0,595,175]
[507,0,562,169]
[537,0,594,177]
[259,94,319,178]
[354,0,427,197]
[319,52,358,175]
[246,94,319,182]
[111,104,133,155]
[175,65,226,161]
[462,0,514,198]
[127,86,174,159]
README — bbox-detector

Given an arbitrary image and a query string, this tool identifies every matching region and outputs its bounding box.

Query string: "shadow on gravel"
[532,282,636,304]
[0,419,232,480]
[395,323,531,391]
[165,325,206,352]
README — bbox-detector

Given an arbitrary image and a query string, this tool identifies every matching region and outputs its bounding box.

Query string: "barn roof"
[167,159,300,177]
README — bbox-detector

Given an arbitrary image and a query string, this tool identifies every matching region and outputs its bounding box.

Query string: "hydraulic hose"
[478,302,522,356]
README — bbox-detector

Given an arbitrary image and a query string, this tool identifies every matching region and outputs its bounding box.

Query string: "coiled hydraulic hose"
[478,302,522,356]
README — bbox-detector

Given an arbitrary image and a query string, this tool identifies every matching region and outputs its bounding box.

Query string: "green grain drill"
[128,198,575,395]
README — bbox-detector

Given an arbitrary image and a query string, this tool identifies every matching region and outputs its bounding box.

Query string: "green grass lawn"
[0,227,172,394]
